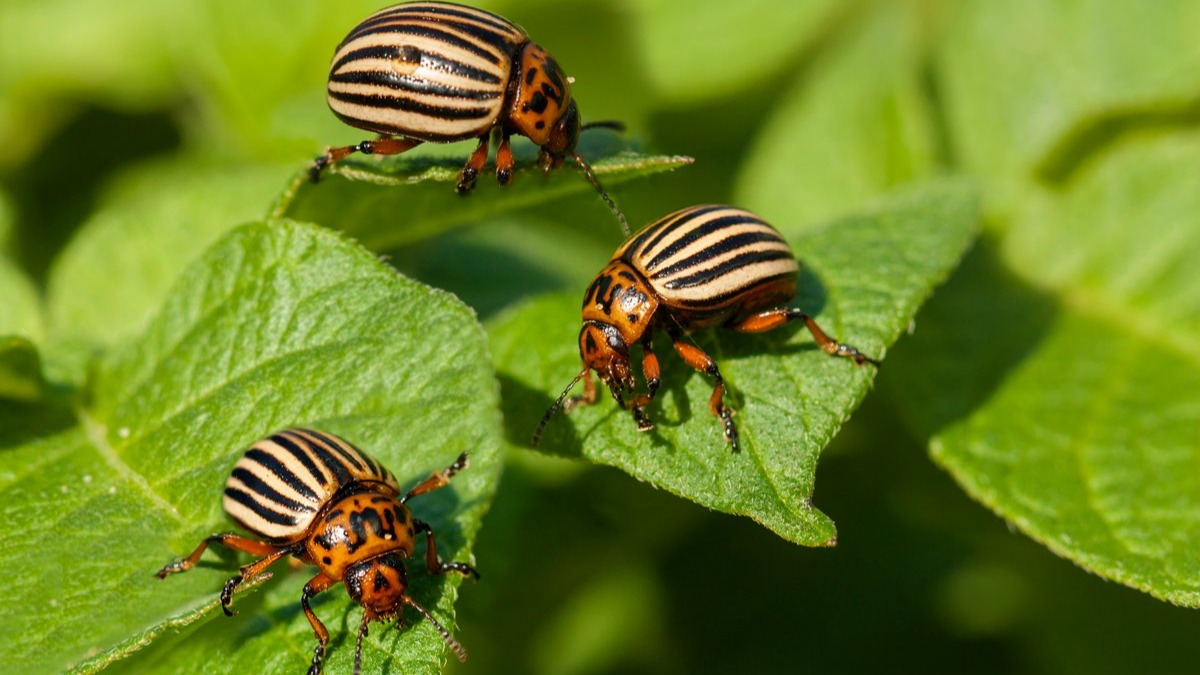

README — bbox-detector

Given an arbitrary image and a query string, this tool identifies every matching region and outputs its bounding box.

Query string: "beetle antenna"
[572,152,629,236]
[354,610,371,675]
[404,595,467,663]
[534,369,587,446]
[581,120,626,133]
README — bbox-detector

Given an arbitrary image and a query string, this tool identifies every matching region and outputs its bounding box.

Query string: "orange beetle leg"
[310,137,422,182]
[730,309,878,366]
[456,133,492,194]
[672,340,739,452]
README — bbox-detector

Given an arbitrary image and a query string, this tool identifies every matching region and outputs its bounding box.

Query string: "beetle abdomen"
[619,205,799,320]
[222,428,400,543]
[326,2,528,141]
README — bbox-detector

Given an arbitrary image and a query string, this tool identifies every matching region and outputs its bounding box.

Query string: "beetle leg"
[414,519,479,580]
[672,340,739,452]
[157,533,293,615]
[155,533,279,579]
[309,137,422,182]
[729,309,878,366]
[403,453,469,503]
[456,133,492,194]
[495,132,515,186]
[626,339,661,431]
[219,546,294,616]
[302,572,340,675]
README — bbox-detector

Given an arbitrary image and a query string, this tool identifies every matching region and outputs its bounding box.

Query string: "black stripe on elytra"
[330,90,492,121]
[301,433,356,487]
[271,432,328,490]
[625,205,724,263]
[401,3,521,38]
[332,44,503,86]
[669,272,797,311]
[305,429,368,473]
[348,5,516,42]
[331,70,501,100]
[643,213,765,272]
[242,448,319,502]
[662,249,794,291]
[651,229,784,279]
[343,22,505,67]
[230,466,313,514]
[224,486,300,527]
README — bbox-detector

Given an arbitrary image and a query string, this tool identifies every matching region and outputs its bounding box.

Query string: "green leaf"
[46,160,297,349]
[938,0,1200,205]
[0,0,180,166]
[0,255,41,342]
[488,182,979,545]
[0,336,45,401]
[0,209,46,399]
[629,0,840,104]
[886,134,1200,605]
[276,142,694,250]
[735,0,941,227]
[0,221,501,673]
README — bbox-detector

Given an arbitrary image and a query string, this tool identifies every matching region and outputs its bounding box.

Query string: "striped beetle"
[311,1,628,233]
[156,428,477,675]
[535,205,879,452]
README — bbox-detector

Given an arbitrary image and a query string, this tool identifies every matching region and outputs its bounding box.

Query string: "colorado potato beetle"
[156,428,477,675]
[535,205,879,452]
[311,1,628,233]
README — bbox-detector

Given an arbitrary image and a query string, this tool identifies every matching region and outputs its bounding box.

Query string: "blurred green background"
[3,0,1199,673]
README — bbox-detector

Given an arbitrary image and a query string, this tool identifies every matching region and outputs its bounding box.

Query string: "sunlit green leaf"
[938,0,1200,205]
[887,134,1200,606]
[277,142,693,250]
[0,221,501,674]
[491,182,978,544]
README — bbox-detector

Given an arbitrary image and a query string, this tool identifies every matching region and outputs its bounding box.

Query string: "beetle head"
[346,552,467,666]
[539,100,580,170]
[345,552,409,620]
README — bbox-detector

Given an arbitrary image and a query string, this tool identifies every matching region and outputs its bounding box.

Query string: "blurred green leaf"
[490,182,978,545]
[888,134,1200,605]
[938,0,1200,206]
[0,221,500,674]
[0,256,41,342]
[0,0,179,166]
[736,0,941,227]
[278,145,693,250]
[630,0,841,104]
[0,336,45,401]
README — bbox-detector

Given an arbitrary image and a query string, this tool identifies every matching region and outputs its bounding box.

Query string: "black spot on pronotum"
[524,90,549,115]
[323,556,333,565]
[525,67,538,85]
[540,81,563,105]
